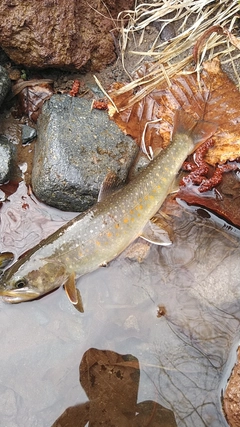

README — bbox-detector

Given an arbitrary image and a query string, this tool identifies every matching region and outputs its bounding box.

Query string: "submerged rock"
[0,0,134,71]
[32,95,138,211]
[0,66,10,107]
[0,136,13,184]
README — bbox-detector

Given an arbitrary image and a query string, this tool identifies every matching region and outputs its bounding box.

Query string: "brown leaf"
[17,81,54,122]
[108,59,240,227]
[12,78,53,96]
[109,59,240,166]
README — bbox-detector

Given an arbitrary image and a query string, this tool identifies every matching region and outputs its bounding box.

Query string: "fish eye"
[15,279,27,289]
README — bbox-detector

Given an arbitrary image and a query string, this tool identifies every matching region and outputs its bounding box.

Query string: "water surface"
[0,183,240,426]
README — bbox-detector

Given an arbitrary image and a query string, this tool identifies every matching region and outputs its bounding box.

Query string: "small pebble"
[8,68,21,81]
[21,125,37,145]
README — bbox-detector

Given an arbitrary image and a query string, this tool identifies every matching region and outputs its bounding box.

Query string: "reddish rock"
[223,346,240,427]
[0,0,133,70]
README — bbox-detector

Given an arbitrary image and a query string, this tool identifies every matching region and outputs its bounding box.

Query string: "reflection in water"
[0,185,240,426]
[52,348,177,427]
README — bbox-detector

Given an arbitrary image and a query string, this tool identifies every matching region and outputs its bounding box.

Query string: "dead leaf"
[12,78,53,97]
[108,58,240,166]
[17,80,54,122]
[193,25,240,63]
[108,59,240,227]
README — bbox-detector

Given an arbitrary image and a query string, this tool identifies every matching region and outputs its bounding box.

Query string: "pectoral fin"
[98,171,123,202]
[140,219,172,246]
[63,273,84,312]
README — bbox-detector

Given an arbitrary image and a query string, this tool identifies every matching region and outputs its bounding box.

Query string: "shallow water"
[0,182,240,427]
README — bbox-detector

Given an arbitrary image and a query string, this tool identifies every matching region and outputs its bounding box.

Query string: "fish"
[0,110,215,306]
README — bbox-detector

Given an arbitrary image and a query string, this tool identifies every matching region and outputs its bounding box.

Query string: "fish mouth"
[0,288,41,303]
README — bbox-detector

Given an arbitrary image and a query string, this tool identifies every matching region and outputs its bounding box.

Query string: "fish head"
[0,258,67,303]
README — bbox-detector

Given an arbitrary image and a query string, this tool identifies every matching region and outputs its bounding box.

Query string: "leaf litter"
[104,0,240,227]
[109,58,240,166]
[108,58,240,226]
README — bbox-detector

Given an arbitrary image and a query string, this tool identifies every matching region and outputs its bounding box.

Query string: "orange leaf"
[108,59,240,166]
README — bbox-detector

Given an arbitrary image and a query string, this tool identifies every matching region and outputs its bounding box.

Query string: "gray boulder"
[32,95,138,212]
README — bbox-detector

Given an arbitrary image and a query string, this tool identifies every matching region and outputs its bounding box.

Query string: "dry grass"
[111,0,240,110]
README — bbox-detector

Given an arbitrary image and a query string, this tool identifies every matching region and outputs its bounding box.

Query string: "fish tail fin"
[173,109,217,150]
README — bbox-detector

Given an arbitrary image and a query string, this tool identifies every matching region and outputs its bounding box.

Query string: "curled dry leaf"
[108,58,240,166]
[193,25,240,64]
[12,79,54,97]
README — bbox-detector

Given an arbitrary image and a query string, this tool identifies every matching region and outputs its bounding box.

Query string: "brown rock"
[223,346,240,427]
[0,0,133,71]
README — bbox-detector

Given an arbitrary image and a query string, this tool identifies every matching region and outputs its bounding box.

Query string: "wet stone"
[32,95,138,211]
[0,66,10,107]
[0,135,13,184]
[21,125,37,145]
